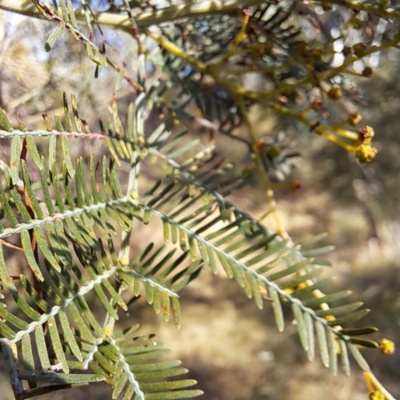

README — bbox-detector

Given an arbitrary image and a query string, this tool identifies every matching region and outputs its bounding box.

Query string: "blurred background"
[0,2,399,399]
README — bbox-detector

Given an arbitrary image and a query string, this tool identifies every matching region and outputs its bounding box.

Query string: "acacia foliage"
[0,1,397,399]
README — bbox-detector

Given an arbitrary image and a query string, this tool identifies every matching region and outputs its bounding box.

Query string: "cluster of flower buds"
[355,126,378,163]
[369,390,386,400]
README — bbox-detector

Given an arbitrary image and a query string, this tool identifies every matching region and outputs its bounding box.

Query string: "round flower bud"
[356,144,377,163]
[379,338,395,355]
[353,42,367,57]
[342,46,352,56]
[358,126,375,144]
[328,86,342,100]
[349,113,362,126]
[362,67,373,78]
[266,144,281,159]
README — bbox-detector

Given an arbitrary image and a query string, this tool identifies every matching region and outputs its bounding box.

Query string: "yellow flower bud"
[349,113,362,126]
[355,144,378,163]
[379,338,395,355]
[328,86,342,100]
[357,126,375,144]
[369,390,386,400]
